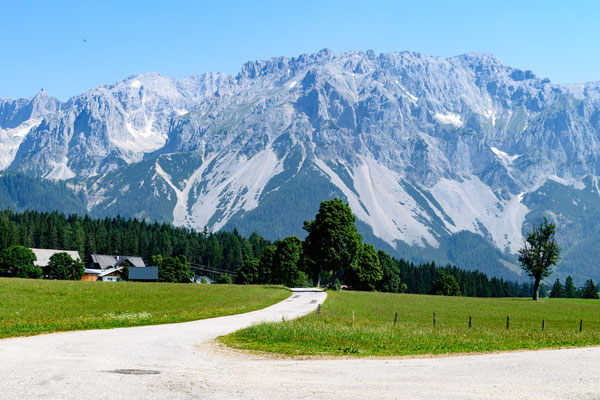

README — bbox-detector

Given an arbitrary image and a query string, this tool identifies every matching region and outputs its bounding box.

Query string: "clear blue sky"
[2,0,599,100]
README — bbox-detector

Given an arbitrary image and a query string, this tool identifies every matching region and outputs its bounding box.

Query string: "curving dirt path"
[0,288,598,399]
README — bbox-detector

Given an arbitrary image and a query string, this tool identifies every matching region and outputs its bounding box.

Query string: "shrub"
[47,252,84,280]
[430,270,461,296]
[217,274,233,284]
[0,246,42,279]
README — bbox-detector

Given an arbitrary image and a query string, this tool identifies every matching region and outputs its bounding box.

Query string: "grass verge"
[221,290,600,357]
[0,278,289,338]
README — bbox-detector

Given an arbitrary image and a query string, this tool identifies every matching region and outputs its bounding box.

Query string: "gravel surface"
[0,288,598,399]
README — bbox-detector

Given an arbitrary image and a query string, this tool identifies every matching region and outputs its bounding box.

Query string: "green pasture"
[222,290,600,357]
[0,278,289,338]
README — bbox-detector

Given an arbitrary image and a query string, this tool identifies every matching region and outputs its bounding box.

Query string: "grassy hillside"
[0,278,289,338]
[222,290,600,357]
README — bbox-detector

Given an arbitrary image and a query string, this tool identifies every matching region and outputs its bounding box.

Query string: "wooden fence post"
[580,319,583,332]
[393,311,398,326]
[542,319,545,331]
[469,315,472,328]
[506,315,510,330]
[433,312,436,327]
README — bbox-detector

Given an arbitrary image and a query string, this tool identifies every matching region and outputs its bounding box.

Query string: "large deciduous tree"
[518,217,561,300]
[153,254,194,283]
[376,250,405,293]
[271,236,306,287]
[345,243,383,291]
[302,198,362,287]
[430,270,461,296]
[258,245,276,284]
[0,245,41,279]
[236,257,260,284]
[47,252,84,280]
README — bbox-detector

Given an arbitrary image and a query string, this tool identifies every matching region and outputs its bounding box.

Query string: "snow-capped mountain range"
[3,49,600,281]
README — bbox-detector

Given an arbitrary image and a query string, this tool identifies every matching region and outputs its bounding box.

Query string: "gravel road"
[0,288,598,399]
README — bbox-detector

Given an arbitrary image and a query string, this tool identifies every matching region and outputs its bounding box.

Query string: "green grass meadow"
[0,278,289,338]
[222,290,600,357]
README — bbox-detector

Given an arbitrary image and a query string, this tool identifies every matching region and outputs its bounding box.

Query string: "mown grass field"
[222,290,600,357]
[0,278,289,338]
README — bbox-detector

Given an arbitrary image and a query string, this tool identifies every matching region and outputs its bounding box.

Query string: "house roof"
[99,267,123,277]
[30,248,81,267]
[91,255,146,269]
[116,256,145,268]
[128,266,159,281]
[91,254,119,269]
[84,269,102,275]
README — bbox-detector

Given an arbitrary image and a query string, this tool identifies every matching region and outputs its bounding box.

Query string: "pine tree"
[580,279,599,299]
[564,276,577,298]
[549,278,564,298]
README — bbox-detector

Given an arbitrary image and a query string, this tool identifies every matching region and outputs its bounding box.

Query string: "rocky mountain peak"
[2,49,600,281]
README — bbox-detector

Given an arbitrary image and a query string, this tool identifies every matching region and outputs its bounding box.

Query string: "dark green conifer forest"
[0,207,556,298]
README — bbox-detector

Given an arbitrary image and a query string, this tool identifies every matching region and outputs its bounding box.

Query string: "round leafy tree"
[345,243,383,291]
[153,254,194,283]
[0,245,41,279]
[47,252,85,280]
[236,257,260,284]
[430,270,461,296]
[376,250,405,293]
[302,198,362,287]
[271,236,305,287]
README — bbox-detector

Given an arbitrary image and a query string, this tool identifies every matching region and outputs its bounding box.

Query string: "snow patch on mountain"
[119,120,166,153]
[396,82,419,102]
[484,109,497,126]
[434,112,463,127]
[490,146,520,165]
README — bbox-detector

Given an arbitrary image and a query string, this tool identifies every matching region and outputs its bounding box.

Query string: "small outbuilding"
[128,266,159,282]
